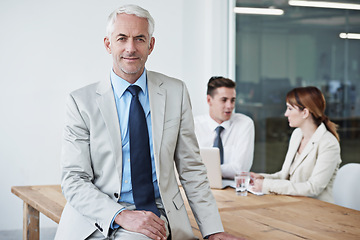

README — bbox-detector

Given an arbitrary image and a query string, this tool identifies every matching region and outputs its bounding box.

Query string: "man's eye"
[136,38,146,42]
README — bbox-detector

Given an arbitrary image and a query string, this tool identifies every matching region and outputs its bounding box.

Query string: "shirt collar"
[207,114,233,131]
[110,69,147,99]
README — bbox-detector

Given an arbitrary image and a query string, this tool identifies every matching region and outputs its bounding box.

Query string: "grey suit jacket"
[55,71,223,240]
[261,123,341,203]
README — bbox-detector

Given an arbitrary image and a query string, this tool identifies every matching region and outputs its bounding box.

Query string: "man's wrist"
[111,208,126,229]
[205,231,223,239]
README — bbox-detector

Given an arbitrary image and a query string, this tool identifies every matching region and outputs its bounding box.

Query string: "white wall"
[0,0,230,231]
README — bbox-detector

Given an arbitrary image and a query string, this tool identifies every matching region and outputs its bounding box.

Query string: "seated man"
[194,76,255,179]
[55,6,244,240]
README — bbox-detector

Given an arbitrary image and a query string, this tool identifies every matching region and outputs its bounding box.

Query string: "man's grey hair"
[106,4,155,39]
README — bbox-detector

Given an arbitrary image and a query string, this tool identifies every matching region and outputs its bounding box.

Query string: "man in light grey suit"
[55,4,244,240]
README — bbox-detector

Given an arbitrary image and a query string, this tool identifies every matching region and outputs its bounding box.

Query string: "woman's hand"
[249,172,264,184]
[251,179,264,192]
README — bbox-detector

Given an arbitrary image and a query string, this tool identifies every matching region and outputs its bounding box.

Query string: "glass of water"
[235,171,250,196]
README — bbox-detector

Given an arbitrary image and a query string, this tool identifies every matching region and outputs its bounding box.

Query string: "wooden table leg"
[23,202,39,240]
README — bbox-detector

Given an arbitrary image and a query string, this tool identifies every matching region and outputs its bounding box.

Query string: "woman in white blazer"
[251,86,341,203]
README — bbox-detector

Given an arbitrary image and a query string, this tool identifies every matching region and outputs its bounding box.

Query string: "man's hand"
[114,210,167,240]
[208,232,247,240]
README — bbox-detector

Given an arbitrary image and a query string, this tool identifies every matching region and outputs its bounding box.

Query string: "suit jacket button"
[95,223,103,232]
[114,193,119,198]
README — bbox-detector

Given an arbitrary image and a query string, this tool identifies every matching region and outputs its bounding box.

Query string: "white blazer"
[55,71,223,240]
[261,123,341,203]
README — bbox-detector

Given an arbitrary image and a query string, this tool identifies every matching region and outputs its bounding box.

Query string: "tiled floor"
[0,227,57,240]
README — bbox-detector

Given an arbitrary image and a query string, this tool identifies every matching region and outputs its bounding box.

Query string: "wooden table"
[12,185,360,240]
[11,185,65,240]
[182,188,360,240]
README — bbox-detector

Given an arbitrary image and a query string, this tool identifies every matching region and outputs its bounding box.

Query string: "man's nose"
[226,101,234,109]
[125,40,136,52]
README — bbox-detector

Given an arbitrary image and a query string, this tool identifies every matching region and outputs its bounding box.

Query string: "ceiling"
[235,0,360,32]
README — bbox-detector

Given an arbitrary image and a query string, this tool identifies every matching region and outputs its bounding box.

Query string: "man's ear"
[104,36,111,54]
[207,95,212,105]
[148,37,155,55]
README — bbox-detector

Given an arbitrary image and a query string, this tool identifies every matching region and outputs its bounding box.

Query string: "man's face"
[207,87,236,124]
[104,13,155,83]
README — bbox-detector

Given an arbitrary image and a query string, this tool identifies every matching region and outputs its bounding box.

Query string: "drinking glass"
[235,172,250,196]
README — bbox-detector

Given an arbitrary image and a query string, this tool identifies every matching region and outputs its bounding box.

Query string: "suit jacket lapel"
[96,79,123,178]
[290,140,313,175]
[289,123,327,175]
[285,131,302,176]
[147,71,166,175]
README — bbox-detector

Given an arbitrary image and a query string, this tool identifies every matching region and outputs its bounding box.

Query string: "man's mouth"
[123,57,138,61]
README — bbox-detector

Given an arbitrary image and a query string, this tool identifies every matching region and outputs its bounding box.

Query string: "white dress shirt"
[194,113,255,179]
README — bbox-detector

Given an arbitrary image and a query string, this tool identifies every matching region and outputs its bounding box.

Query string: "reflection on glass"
[234,0,360,173]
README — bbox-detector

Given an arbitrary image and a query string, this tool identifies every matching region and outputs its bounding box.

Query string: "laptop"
[200,147,235,189]
[174,147,234,189]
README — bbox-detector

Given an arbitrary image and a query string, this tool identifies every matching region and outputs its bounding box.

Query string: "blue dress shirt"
[110,69,160,227]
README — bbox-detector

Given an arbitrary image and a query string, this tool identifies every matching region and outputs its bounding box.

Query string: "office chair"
[333,163,360,211]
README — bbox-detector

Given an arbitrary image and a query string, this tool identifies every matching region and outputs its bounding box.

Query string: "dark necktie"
[213,126,224,164]
[127,85,160,217]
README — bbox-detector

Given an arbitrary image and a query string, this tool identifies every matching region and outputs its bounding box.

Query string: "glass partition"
[234,0,360,172]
